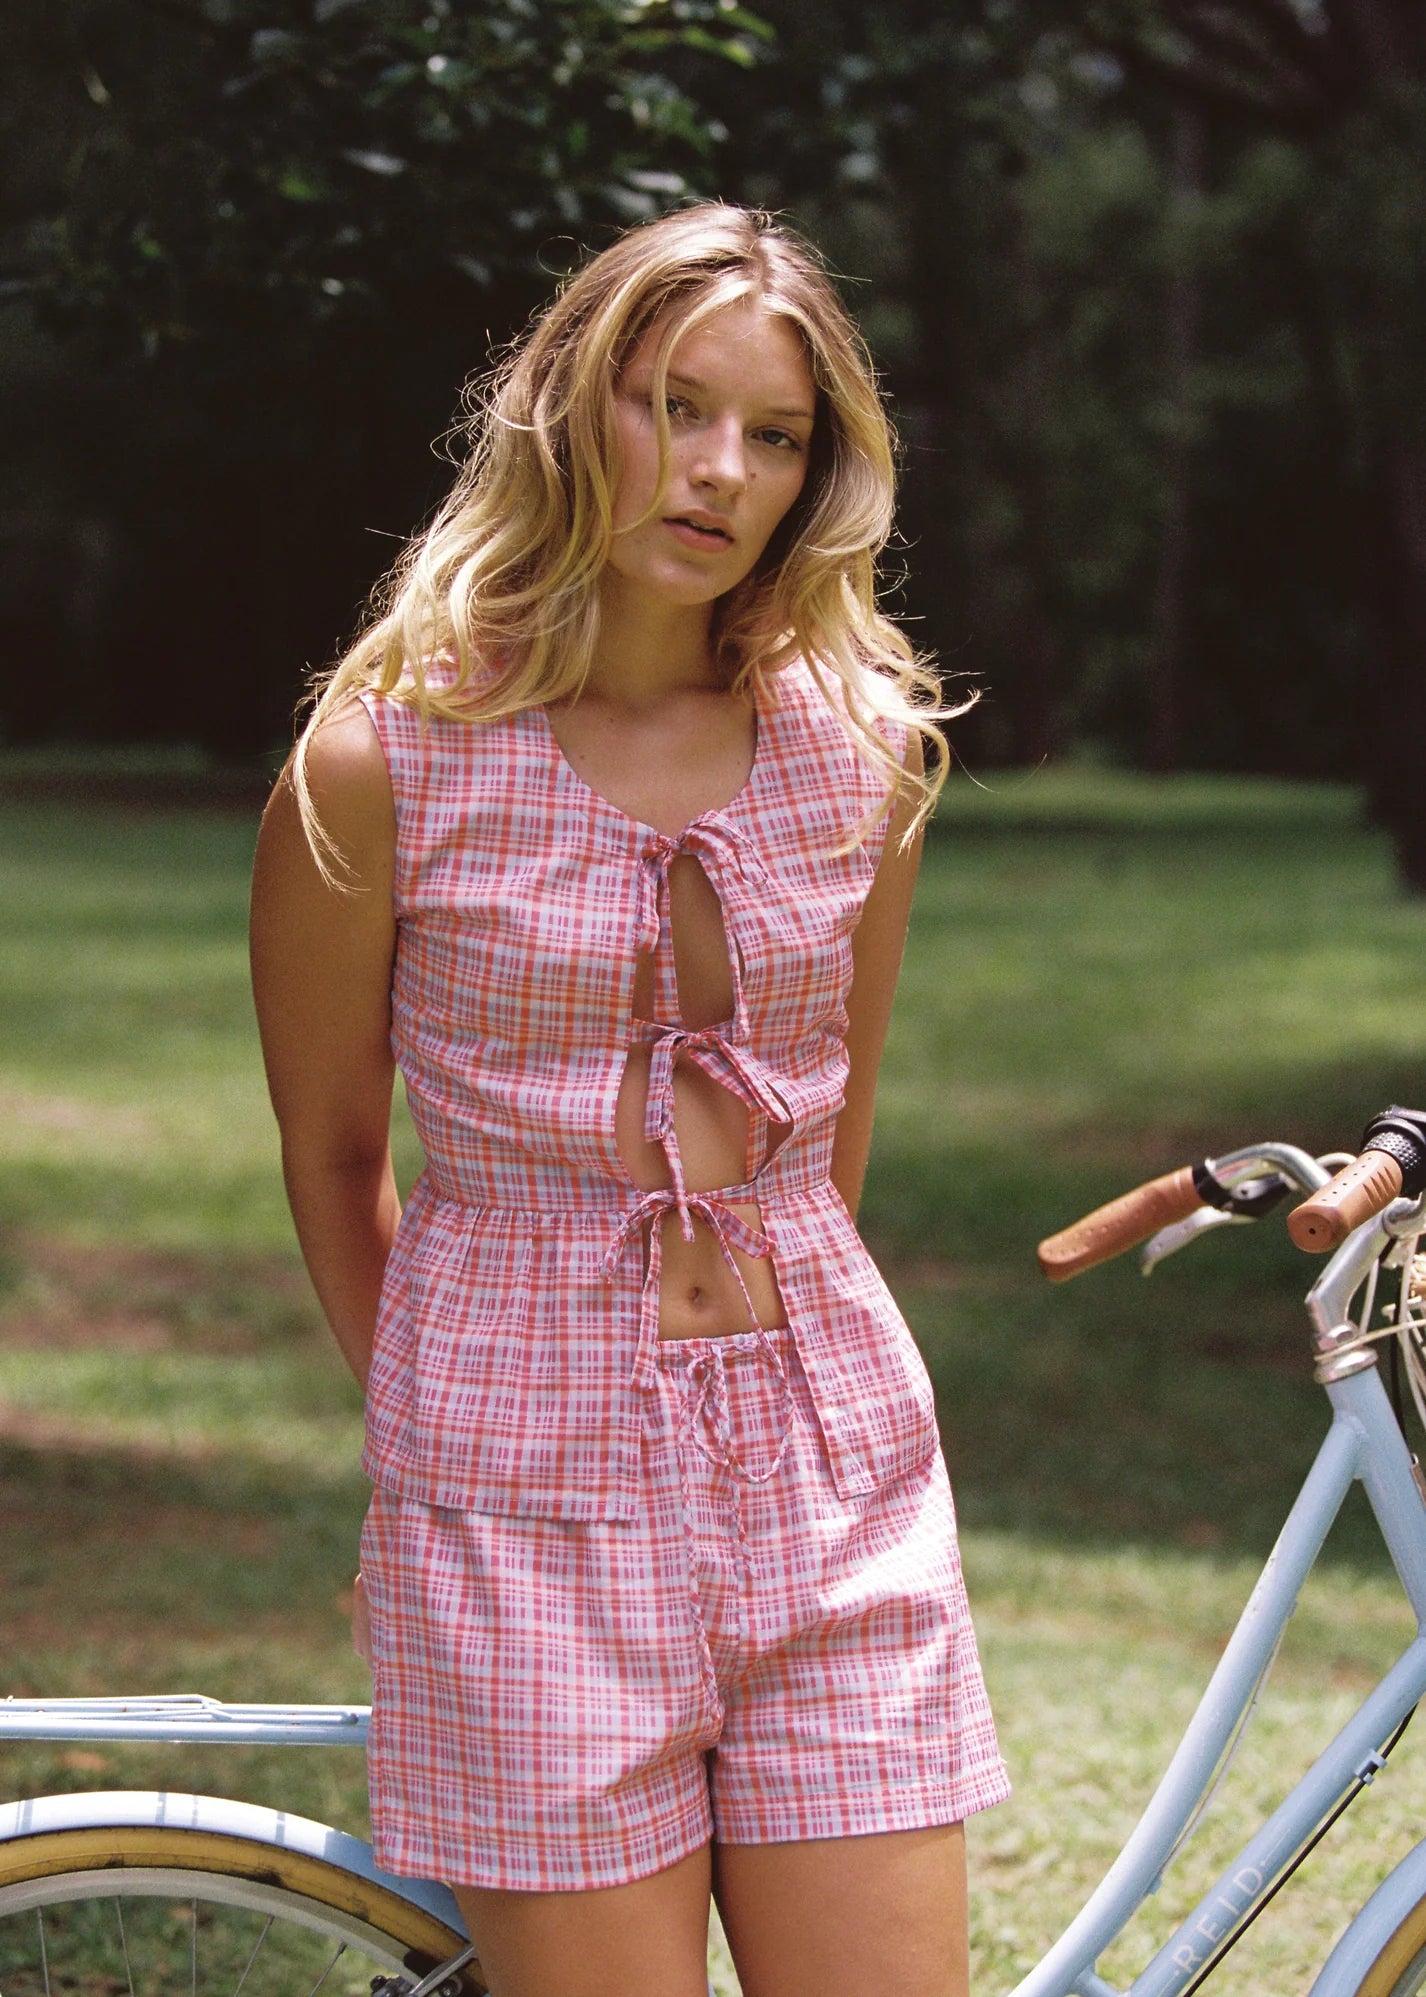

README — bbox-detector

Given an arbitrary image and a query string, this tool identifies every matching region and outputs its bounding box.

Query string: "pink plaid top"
[359,660,940,1522]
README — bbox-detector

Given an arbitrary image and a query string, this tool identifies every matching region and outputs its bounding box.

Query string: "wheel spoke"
[0,1830,464,1996]
[35,1908,51,1997]
[231,1912,275,1997]
[304,1938,349,1997]
[114,1895,136,1997]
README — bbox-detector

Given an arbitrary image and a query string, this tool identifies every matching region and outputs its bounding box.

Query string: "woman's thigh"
[713,1824,968,1997]
[452,1844,713,1997]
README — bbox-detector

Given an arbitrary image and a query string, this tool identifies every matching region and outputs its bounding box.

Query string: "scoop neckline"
[531,689,768,841]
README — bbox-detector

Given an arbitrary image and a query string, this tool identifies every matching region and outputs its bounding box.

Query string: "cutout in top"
[618,843,788,1335]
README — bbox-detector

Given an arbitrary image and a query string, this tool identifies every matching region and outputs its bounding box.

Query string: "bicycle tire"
[0,1823,485,1996]
[1349,1891,1426,1995]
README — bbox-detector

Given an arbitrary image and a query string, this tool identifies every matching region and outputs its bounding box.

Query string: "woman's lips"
[664,516,734,551]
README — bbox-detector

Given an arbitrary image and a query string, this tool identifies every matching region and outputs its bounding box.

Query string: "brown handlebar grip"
[1287,1150,1405,1253]
[1037,1166,1204,1282]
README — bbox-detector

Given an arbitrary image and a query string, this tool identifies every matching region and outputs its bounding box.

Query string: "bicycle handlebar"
[1038,1107,1426,1280]
[1287,1150,1405,1251]
[1287,1107,1426,1252]
[1037,1166,1205,1282]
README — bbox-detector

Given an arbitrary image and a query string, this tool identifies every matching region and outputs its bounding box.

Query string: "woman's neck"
[586,573,722,707]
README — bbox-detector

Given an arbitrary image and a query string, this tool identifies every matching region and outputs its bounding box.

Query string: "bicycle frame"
[1012,1162,1426,1997]
[1012,1361,1426,1997]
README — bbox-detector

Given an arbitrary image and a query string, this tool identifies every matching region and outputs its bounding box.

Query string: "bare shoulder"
[260,698,394,893]
[877,715,926,859]
[303,698,391,805]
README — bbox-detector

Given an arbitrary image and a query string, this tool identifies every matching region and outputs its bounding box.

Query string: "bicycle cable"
[1390,1234,1426,1435]
[1295,1227,1425,1397]
[1175,1702,1419,1997]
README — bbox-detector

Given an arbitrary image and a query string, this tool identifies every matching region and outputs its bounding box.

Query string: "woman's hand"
[352,1571,373,1664]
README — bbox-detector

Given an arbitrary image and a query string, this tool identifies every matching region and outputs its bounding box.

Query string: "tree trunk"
[1125,0,1426,885]
[1147,102,1205,773]
[1366,437,1426,889]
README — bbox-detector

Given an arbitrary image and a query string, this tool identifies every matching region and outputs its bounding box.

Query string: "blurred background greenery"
[7,0,1426,881]
[5,2,1426,1990]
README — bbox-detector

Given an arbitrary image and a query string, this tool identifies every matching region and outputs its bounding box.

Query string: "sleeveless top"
[358,658,942,1522]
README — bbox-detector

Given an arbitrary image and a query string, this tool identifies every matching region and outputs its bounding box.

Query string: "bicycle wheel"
[1351,1892,1426,1995]
[0,1824,485,1996]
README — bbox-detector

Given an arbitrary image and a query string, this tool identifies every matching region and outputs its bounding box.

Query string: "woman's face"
[604,295,817,614]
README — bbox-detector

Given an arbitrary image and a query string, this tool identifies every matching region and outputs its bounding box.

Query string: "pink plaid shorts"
[360,1324,1009,1892]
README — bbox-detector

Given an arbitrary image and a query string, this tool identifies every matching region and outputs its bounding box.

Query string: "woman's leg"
[452,1843,714,1997]
[713,1824,969,1997]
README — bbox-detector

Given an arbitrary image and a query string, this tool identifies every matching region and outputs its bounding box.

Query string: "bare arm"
[249,703,399,1388]
[830,729,926,1221]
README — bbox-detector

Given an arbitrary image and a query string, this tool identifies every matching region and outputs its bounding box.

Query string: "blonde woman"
[251,202,1008,1997]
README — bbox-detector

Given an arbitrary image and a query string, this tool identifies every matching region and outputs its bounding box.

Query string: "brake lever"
[1140,1202,1249,1274]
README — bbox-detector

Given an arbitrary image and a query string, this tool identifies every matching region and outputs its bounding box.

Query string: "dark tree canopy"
[2,0,763,751]
[5,0,1426,883]
[19,0,767,356]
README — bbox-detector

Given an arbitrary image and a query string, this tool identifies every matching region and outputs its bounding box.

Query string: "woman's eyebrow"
[666,369,815,423]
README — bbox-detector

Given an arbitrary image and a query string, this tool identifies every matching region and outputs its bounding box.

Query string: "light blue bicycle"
[3,1108,1426,1997]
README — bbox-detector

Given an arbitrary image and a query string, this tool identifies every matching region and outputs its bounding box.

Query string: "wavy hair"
[294,202,971,871]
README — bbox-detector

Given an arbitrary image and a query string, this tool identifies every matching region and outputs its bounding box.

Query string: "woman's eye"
[640,391,690,417]
[634,390,691,422]
[758,427,803,452]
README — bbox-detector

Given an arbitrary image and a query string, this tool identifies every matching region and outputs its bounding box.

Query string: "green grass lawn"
[1,768,1425,1993]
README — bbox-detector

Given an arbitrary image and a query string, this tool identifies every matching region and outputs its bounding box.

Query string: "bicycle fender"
[1308,1834,1426,1994]
[0,1789,468,1939]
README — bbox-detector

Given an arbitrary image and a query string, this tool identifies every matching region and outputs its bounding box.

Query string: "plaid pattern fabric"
[361,1326,1010,1890]
[358,659,960,1524]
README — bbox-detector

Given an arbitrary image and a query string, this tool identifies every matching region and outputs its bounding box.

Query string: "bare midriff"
[616,852,788,1340]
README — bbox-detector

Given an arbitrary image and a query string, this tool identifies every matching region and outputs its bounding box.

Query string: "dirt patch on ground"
[0,1444,356,1665]
[880,1255,1032,1295]
[0,1403,242,1463]
[0,1085,159,1145]
[0,1483,279,1560]
[0,1238,361,1665]
[0,1231,319,1353]
[1048,1122,1246,1171]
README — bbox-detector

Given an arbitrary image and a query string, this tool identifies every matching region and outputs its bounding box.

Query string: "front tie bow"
[633,813,773,956]
[603,1190,777,1390]
[641,1026,790,1234]
[602,1188,773,1272]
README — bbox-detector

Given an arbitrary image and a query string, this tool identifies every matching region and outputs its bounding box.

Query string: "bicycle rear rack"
[0,1695,369,1747]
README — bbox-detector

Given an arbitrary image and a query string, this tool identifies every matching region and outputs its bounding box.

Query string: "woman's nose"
[690,419,747,494]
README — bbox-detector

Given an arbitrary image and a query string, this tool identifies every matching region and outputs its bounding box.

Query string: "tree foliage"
[19,0,767,357]
[2,0,762,750]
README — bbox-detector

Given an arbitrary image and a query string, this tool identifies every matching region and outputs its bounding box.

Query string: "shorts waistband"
[654,1323,797,1366]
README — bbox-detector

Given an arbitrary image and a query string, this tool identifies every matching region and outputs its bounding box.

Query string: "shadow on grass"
[860,1036,1426,1575]
[862,1064,1426,1270]
[0,1429,374,1837]
[0,1436,369,1664]
[904,1253,1400,1574]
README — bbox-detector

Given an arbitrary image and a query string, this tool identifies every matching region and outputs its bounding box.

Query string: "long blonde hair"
[295,202,970,867]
